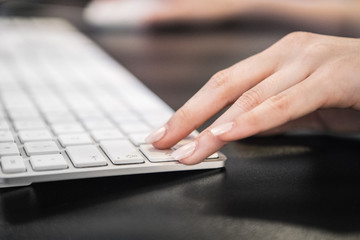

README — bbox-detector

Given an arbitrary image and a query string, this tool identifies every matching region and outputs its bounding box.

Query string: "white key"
[139,144,175,162]
[0,120,10,130]
[8,110,41,120]
[0,142,20,156]
[83,119,115,130]
[24,141,60,155]
[207,152,219,159]
[111,113,140,124]
[119,121,151,134]
[66,145,108,167]
[76,110,105,119]
[128,132,150,146]
[14,120,47,130]
[101,140,144,164]
[0,130,14,142]
[58,133,93,147]
[45,114,77,124]
[30,154,68,171]
[52,123,85,134]
[18,130,53,142]
[142,113,171,128]
[1,156,26,173]
[91,129,125,142]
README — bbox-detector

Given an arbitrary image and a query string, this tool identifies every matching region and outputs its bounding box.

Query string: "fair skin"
[86,0,360,31]
[87,0,360,163]
[145,0,360,30]
[145,32,360,164]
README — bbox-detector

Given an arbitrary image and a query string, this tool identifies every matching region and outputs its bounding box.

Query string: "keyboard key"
[14,120,47,130]
[0,142,20,156]
[58,133,93,146]
[0,130,14,142]
[207,152,219,159]
[101,140,144,165]
[30,154,68,171]
[1,156,27,173]
[18,130,53,142]
[91,129,125,142]
[83,119,115,130]
[139,144,175,162]
[66,145,108,167]
[45,113,77,124]
[128,132,150,146]
[119,121,152,134]
[76,110,105,119]
[142,112,171,128]
[24,141,60,155]
[111,112,140,124]
[0,120,10,130]
[52,123,85,134]
[8,110,41,120]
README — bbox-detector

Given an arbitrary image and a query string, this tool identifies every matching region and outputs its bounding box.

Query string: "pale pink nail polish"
[145,126,166,143]
[210,122,234,136]
[171,141,197,160]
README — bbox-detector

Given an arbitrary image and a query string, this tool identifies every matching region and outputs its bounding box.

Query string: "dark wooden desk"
[1,2,360,240]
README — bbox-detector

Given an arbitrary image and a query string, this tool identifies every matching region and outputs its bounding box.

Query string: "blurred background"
[1,1,360,240]
[1,0,359,112]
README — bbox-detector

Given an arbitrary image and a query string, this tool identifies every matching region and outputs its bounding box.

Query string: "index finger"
[146,52,276,149]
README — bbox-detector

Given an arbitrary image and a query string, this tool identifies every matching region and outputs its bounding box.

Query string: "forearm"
[244,0,360,32]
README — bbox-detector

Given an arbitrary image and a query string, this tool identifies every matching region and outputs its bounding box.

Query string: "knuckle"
[176,105,191,122]
[243,111,260,130]
[174,105,199,129]
[303,41,331,59]
[276,32,315,53]
[208,69,231,89]
[282,31,314,45]
[236,88,263,112]
[268,93,290,119]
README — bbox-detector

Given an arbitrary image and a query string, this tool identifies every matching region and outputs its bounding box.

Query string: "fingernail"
[210,122,234,136]
[145,126,166,143]
[171,141,197,161]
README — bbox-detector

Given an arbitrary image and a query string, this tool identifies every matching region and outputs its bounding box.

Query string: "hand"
[85,0,360,31]
[144,0,360,30]
[145,32,360,164]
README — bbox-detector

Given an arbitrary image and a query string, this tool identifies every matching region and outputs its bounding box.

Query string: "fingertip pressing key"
[171,141,197,162]
[145,125,167,143]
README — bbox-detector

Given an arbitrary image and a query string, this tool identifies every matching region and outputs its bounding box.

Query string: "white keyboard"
[0,18,226,188]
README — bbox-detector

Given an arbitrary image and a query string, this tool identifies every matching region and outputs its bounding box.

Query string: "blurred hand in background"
[84,0,360,31]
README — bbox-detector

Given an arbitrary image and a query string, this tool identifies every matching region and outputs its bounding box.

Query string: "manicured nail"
[210,122,234,136]
[145,126,166,143]
[171,141,197,161]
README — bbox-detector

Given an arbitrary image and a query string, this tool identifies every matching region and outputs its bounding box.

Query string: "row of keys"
[0,140,144,173]
[0,129,151,158]
[1,141,219,174]
[1,124,149,145]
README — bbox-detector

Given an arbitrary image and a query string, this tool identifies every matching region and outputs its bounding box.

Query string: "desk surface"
[1,2,360,240]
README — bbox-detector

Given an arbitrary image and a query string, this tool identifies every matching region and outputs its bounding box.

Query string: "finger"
[171,130,226,165]
[208,64,312,127]
[216,73,330,142]
[256,112,327,135]
[146,52,276,149]
[171,65,312,165]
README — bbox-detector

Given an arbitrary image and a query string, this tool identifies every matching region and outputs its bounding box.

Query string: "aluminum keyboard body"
[0,18,226,188]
